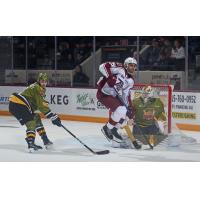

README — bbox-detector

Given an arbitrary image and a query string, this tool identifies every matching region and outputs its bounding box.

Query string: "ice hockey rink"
[0,115,200,161]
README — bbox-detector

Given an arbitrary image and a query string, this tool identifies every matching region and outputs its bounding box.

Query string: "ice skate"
[41,135,53,149]
[111,127,123,143]
[132,140,142,149]
[25,138,43,153]
[101,125,113,141]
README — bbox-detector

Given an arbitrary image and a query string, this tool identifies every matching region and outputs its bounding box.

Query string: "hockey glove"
[51,114,61,127]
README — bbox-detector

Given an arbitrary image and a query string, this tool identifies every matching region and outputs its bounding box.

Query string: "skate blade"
[27,148,43,153]
[112,136,123,143]
[45,144,54,150]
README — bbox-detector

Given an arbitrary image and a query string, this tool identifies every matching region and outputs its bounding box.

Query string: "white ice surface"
[0,116,200,161]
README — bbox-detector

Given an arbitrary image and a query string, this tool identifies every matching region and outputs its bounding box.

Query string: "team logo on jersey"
[143,109,155,120]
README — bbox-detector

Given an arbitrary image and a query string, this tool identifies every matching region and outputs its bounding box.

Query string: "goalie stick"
[61,124,110,155]
[113,87,154,150]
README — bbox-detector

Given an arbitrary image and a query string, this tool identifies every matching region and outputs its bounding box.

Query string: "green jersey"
[20,82,50,114]
[132,97,166,126]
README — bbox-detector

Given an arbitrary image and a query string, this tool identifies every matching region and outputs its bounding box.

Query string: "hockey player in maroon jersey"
[96,57,141,149]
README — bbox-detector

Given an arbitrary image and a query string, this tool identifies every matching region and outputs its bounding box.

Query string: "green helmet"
[37,73,48,82]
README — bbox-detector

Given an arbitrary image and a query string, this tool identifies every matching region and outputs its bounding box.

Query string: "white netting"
[167,123,197,147]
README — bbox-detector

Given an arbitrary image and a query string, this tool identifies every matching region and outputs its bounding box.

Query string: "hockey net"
[132,84,197,146]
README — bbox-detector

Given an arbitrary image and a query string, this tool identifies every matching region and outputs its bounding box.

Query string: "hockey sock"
[26,130,36,142]
[36,126,46,137]
[107,118,118,129]
[106,122,114,129]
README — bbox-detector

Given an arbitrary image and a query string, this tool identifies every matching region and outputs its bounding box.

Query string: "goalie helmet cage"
[133,84,173,134]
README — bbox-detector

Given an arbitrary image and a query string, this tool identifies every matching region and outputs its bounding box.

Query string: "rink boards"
[0,86,200,131]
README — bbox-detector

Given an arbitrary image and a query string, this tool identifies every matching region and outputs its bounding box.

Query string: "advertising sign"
[172,92,200,123]
[1,86,200,128]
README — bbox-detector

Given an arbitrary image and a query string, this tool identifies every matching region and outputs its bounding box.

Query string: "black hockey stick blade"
[95,150,110,155]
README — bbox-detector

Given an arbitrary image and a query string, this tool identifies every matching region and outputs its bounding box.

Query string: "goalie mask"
[124,57,137,76]
[141,86,154,102]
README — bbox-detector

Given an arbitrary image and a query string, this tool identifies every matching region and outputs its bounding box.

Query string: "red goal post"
[132,84,173,133]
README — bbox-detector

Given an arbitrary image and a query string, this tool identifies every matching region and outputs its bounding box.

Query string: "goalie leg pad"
[132,124,167,146]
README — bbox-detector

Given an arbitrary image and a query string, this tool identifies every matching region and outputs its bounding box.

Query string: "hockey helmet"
[37,73,48,82]
[124,57,137,68]
[124,57,137,75]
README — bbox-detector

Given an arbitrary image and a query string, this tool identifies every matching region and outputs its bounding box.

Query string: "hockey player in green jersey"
[9,73,62,152]
[131,85,167,146]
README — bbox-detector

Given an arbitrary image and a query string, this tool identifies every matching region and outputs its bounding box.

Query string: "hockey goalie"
[112,85,197,149]
[112,85,169,149]
[132,86,168,146]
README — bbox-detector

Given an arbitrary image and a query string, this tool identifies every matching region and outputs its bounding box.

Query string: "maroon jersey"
[97,62,134,107]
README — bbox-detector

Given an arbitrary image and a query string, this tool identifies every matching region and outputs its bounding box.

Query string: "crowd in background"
[12,36,93,70]
[10,36,189,70]
[2,36,200,87]
[138,37,185,71]
[10,36,200,72]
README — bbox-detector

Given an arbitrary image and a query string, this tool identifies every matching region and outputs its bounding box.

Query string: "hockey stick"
[113,87,154,150]
[61,124,110,155]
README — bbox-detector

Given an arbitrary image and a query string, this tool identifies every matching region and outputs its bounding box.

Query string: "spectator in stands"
[146,38,160,67]
[73,64,89,87]
[170,39,185,70]
[65,53,74,70]
[133,51,138,60]
[73,43,81,60]
[132,50,147,70]
[158,36,166,46]
[171,39,185,59]
[74,52,83,65]
[61,42,72,57]
[158,38,172,67]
